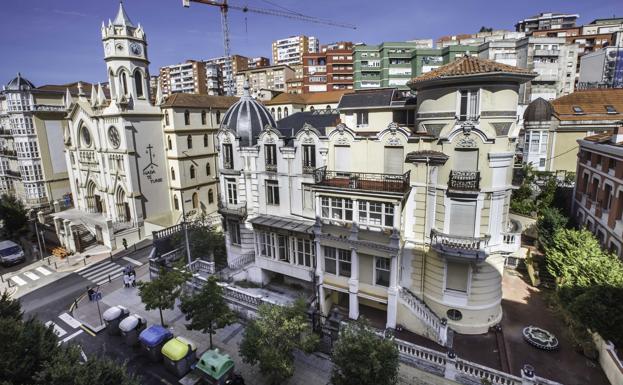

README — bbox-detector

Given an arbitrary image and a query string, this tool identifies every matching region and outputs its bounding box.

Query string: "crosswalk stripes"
[9,275,27,286]
[23,271,40,281]
[46,312,84,345]
[45,320,67,337]
[76,261,125,286]
[7,265,55,287]
[35,266,52,276]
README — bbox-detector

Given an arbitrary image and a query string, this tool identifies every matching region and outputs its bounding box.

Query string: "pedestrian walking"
[129,271,136,287]
[123,273,130,288]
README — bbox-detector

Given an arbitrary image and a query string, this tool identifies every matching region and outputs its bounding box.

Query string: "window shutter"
[384,147,404,174]
[449,201,477,236]
[446,262,469,292]
[453,149,478,171]
[334,146,350,172]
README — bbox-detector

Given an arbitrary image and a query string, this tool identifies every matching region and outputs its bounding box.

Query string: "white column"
[393,201,401,232]
[315,193,322,220]
[314,239,327,316]
[386,255,398,329]
[488,191,506,245]
[348,247,359,320]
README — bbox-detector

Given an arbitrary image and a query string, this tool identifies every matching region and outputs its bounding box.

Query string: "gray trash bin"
[102,305,129,336]
[119,314,146,346]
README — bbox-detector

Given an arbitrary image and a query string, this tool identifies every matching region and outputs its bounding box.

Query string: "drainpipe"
[421,157,430,296]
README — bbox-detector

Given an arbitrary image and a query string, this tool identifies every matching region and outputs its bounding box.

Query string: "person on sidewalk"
[128,272,135,288]
[87,286,95,301]
[123,273,130,288]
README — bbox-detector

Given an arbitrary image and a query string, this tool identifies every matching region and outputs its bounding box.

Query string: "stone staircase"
[72,224,97,251]
[398,287,451,347]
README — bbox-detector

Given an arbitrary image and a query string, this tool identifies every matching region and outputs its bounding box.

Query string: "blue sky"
[1,0,621,86]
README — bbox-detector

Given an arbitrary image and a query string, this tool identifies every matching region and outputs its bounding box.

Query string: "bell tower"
[101,1,150,106]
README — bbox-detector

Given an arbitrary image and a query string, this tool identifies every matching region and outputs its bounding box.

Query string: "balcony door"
[334,146,350,173]
[454,149,478,171]
[449,201,476,237]
[384,147,404,174]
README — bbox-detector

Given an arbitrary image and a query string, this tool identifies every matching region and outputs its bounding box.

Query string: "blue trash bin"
[139,325,174,362]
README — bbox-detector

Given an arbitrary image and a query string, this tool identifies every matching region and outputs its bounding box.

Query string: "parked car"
[0,240,25,266]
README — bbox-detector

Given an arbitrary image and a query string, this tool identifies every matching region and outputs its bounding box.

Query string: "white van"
[0,240,25,266]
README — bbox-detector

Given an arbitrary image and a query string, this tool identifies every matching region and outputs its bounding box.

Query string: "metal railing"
[302,164,315,174]
[430,229,490,259]
[217,198,247,218]
[223,159,233,169]
[33,104,66,112]
[265,163,277,172]
[0,149,17,157]
[228,251,255,270]
[448,170,480,191]
[313,166,410,194]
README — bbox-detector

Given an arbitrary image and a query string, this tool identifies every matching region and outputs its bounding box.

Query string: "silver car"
[0,240,25,266]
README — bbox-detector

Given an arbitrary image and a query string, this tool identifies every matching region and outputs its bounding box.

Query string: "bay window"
[358,200,394,228]
[321,197,352,221]
[324,246,351,277]
[458,89,479,121]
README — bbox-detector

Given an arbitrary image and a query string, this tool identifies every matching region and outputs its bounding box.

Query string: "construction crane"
[182,0,356,95]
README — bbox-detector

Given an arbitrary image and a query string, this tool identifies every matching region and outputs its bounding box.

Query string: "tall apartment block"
[272,35,319,66]
[353,42,477,90]
[515,12,579,33]
[204,55,250,95]
[303,42,354,92]
[579,46,623,89]
[248,57,270,69]
[436,30,526,48]
[0,74,72,209]
[234,65,295,98]
[159,60,208,96]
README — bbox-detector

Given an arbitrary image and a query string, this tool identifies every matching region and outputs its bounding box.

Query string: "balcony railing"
[313,166,410,194]
[448,170,480,192]
[217,198,247,218]
[533,49,560,57]
[302,164,315,174]
[430,229,490,260]
[0,149,17,157]
[223,159,233,169]
[33,104,66,112]
[265,163,277,172]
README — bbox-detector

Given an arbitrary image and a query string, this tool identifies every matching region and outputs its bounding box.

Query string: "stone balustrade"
[398,287,449,346]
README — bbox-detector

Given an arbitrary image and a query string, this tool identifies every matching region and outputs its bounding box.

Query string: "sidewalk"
[71,264,332,385]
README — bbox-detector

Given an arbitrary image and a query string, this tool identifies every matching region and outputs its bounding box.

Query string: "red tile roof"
[409,56,535,85]
[552,88,623,121]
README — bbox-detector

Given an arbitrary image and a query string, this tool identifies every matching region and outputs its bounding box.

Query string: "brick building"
[303,42,354,93]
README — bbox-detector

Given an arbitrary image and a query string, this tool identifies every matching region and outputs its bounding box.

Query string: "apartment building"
[216,56,532,338]
[263,90,352,119]
[234,65,295,97]
[436,30,525,48]
[0,74,73,209]
[515,12,579,33]
[204,55,250,95]
[578,47,623,89]
[272,35,319,66]
[160,93,237,221]
[522,89,623,172]
[354,43,477,90]
[303,42,354,93]
[573,124,623,259]
[159,60,207,96]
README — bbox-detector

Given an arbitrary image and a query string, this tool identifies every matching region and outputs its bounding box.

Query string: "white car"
[0,240,25,266]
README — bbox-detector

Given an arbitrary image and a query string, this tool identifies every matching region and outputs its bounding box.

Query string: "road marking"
[122,256,142,266]
[60,329,83,344]
[80,348,88,362]
[45,321,67,337]
[96,271,124,286]
[10,276,27,286]
[80,324,96,337]
[79,261,116,277]
[23,271,40,281]
[59,312,82,329]
[82,264,122,280]
[35,266,53,276]
[87,267,124,284]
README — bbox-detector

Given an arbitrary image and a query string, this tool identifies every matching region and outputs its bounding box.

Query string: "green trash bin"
[161,336,197,377]
[196,349,235,385]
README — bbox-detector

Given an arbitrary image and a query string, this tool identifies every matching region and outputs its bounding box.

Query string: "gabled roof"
[161,93,239,109]
[264,90,352,106]
[36,81,105,97]
[409,56,535,87]
[337,88,400,109]
[276,110,339,136]
[551,89,623,121]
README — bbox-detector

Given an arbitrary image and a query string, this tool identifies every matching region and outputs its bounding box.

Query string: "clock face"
[105,42,113,56]
[108,126,120,149]
[130,43,142,56]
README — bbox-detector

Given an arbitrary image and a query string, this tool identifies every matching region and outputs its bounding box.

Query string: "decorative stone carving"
[221,135,231,144]
[456,136,478,148]
[388,122,398,133]
[264,134,275,144]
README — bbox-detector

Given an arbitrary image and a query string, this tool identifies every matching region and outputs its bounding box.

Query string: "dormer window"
[572,106,584,114]
[605,105,618,114]
[356,111,368,127]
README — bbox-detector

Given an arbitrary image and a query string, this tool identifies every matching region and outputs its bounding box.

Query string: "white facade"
[272,35,319,66]
[578,47,623,89]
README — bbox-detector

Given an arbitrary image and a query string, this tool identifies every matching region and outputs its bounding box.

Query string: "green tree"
[34,345,140,385]
[138,268,188,326]
[180,276,235,349]
[331,319,399,385]
[0,194,28,237]
[188,216,227,267]
[239,299,318,385]
[0,290,23,320]
[479,26,493,32]
[567,285,623,346]
[536,207,568,252]
[510,164,536,215]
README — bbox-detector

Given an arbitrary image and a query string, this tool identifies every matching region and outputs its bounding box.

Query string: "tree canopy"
[536,207,568,252]
[239,299,318,385]
[0,194,28,237]
[138,267,188,326]
[331,319,399,385]
[180,276,235,349]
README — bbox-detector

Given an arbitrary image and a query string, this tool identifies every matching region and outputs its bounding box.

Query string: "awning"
[250,215,315,234]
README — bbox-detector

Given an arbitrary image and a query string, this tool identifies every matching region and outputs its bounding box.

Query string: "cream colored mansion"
[218,56,534,337]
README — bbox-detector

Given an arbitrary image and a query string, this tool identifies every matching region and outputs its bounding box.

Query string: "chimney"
[612,122,623,144]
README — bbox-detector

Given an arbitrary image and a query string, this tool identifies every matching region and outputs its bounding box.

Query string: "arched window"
[134,69,144,98]
[190,165,195,179]
[164,112,170,126]
[187,135,192,149]
[326,105,331,111]
[309,106,315,112]
[201,110,206,125]
[216,111,221,125]
[174,195,179,210]
[171,167,175,180]
[192,192,199,209]
[121,71,129,96]
[184,110,190,125]
[271,108,275,117]
[203,134,208,147]
[75,179,80,195]
[167,135,172,150]
[108,70,116,98]
[208,189,214,203]
[284,107,289,117]
[206,162,211,176]
[277,107,282,120]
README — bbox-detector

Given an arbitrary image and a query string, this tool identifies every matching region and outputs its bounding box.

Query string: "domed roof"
[6,73,35,91]
[523,97,553,122]
[220,82,276,146]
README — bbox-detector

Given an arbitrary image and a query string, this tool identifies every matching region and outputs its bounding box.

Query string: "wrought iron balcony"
[448,170,480,192]
[0,149,17,157]
[313,166,410,194]
[302,164,315,174]
[223,158,234,169]
[217,198,247,218]
[430,229,490,260]
[265,163,277,172]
